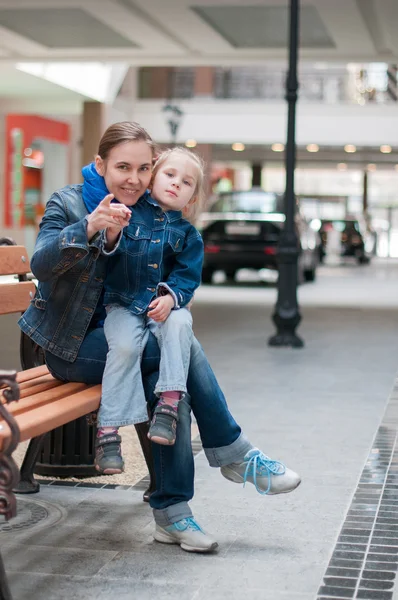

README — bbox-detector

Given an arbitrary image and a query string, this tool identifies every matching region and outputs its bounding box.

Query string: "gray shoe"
[148,405,178,445]
[154,517,218,553]
[221,448,301,495]
[94,433,124,475]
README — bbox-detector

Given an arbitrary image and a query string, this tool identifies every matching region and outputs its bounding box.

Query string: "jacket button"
[150,263,158,269]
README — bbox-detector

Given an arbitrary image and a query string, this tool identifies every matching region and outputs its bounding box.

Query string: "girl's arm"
[156,230,204,309]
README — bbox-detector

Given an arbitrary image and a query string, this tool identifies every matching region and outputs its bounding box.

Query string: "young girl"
[94,147,205,473]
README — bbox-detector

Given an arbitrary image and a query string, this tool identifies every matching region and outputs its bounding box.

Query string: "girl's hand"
[147,295,175,322]
[86,194,131,241]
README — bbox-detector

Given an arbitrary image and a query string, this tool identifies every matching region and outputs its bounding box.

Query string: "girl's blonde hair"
[152,147,206,222]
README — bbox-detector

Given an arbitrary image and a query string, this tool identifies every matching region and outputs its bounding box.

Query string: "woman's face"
[95,140,153,206]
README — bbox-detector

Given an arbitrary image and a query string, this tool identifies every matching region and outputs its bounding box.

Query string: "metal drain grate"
[317,383,398,600]
[1,500,47,532]
[0,498,65,534]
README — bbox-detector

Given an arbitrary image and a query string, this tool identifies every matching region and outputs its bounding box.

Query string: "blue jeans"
[100,306,193,426]
[45,328,252,525]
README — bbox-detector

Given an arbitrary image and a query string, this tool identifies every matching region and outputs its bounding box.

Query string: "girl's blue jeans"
[45,327,252,526]
[100,306,193,427]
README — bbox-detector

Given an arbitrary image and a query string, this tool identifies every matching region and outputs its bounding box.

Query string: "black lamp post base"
[268,332,304,348]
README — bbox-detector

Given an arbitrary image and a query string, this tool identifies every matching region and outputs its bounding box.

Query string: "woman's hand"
[147,295,175,322]
[86,194,131,241]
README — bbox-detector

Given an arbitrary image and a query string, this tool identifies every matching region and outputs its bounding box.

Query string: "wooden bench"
[0,242,155,600]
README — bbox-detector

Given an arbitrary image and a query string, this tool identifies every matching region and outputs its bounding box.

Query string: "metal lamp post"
[162,103,184,144]
[268,0,304,348]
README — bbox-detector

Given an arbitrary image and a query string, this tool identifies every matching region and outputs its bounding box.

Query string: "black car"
[198,189,319,283]
[314,218,371,264]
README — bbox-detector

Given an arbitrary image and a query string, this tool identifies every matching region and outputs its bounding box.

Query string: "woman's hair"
[152,147,206,222]
[97,121,157,159]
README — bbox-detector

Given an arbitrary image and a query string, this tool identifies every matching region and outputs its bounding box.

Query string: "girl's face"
[95,140,153,206]
[151,155,198,212]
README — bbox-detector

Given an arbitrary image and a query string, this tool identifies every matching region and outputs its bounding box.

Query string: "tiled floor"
[3,260,398,600]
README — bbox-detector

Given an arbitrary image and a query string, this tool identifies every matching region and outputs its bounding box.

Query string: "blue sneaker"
[221,448,301,495]
[154,517,218,553]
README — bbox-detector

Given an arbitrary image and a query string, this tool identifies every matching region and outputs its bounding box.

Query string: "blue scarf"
[81,162,113,213]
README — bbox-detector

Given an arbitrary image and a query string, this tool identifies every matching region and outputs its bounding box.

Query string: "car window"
[211,192,283,213]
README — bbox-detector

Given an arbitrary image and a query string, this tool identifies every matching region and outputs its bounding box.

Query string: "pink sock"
[158,391,181,411]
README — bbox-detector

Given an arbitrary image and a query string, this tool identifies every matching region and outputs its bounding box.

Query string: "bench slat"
[20,379,63,398]
[0,385,101,449]
[1,374,62,402]
[2,382,89,416]
[16,365,49,383]
[0,281,36,315]
[0,246,31,276]
[18,373,61,393]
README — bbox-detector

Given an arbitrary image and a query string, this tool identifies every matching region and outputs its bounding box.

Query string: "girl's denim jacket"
[103,194,203,315]
[18,185,203,363]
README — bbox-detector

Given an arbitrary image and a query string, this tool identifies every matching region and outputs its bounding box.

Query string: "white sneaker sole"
[221,466,301,495]
[154,530,218,553]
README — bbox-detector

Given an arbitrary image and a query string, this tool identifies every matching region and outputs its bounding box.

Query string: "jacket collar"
[144,194,182,222]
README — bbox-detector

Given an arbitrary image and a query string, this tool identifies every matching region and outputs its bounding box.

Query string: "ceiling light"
[232,142,245,152]
[337,163,347,171]
[367,163,377,172]
[271,143,285,152]
[306,144,319,153]
[185,139,197,148]
[344,144,356,153]
[380,145,392,154]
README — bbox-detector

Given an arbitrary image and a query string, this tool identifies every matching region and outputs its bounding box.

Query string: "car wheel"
[303,267,316,282]
[202,267,214,284]
[358,255,370,265]
[224,269,237,282]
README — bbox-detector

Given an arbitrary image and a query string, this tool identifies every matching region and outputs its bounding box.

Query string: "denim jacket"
[18,184,113,362]
[103,194,203,315]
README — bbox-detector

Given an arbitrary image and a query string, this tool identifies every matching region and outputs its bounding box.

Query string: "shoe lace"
[184,518,202,532]
[243,451,286,495]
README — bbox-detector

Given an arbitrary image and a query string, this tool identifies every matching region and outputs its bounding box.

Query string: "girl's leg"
[147,309,193,445]
[150,308,193,396]
[94,307,149,474]
[100,306,148,427]
[45,326,161,384]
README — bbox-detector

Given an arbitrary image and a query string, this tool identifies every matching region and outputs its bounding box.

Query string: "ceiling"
[0,0,397,65]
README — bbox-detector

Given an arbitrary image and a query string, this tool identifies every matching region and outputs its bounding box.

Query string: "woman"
[19,121,300,554]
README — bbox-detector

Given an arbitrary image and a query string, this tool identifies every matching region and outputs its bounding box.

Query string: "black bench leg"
[13,435,46,494]
[0,551,12,600]
[134,422,156,502]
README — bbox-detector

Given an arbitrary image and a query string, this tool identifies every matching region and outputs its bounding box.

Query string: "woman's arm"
[31,192,97,281]
[31,192,130,281]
